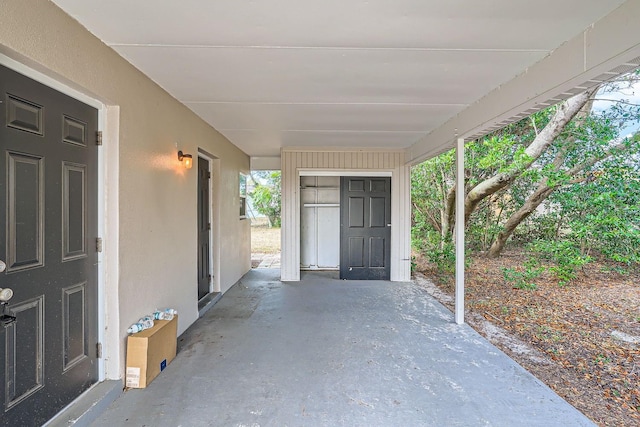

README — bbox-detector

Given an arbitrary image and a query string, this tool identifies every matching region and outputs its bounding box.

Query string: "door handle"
[0,287,16,328]
[0,288,13,302]
[0,259,5,273]
[387,224,391,227]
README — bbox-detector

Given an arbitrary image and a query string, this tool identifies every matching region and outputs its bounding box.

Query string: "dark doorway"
[340,177,391,280]
[197,156,212,300]
[0,64,99,425]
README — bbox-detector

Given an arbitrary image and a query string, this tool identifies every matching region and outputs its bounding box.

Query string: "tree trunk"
[487,182,555,257]
[443,184,456,238]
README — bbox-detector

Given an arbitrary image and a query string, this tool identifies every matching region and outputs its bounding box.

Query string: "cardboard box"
[125,316,177,388]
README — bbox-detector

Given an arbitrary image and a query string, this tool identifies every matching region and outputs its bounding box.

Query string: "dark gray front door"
[340,177,391,280]
[197,157,211,300]
[0,64,99,425]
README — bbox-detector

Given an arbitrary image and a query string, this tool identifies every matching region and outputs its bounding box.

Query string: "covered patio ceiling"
[52,0,640,165]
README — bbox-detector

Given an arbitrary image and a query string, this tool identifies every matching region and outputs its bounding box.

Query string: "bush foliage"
[412,71,640,284]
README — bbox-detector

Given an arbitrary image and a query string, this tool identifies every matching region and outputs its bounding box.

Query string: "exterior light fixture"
[178,150,193,169]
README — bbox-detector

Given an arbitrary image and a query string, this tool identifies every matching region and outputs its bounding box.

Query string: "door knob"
[0,288,13,302]
[0,287,16,327]
[0,259,5,273]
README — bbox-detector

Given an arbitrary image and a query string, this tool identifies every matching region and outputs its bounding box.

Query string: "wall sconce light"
[178,150,193,169]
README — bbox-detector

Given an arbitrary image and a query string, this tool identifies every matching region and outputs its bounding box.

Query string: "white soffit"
[52,0,629,160]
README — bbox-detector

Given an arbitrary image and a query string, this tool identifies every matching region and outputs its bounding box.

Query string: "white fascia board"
[409,0,640,165]
[250,156,281,170]
[282,146,407,154]
[299,169,392,177]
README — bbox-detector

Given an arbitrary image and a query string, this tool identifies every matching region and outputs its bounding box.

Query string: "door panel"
[0,64,99,426]
[370,197,386,227]
[340,177,391,280]
[6,95,43,135]
[63,163,87,260]
[348,197,365,227]
[5,296,44,411]
[370,237,386,268]
[197,157,211,300]
[7,153,44,271]
[348,237,365,268]
[62,282,88,371]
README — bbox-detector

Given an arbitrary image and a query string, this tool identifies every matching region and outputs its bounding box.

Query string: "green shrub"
[502,257,543,290]
[528,239,590,286]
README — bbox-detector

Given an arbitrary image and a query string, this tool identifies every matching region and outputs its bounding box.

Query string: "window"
[239,173,247,219]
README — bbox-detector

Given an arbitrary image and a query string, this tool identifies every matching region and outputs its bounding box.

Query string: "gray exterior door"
[0,64,99,425]
[340,177,391,280]
[197,156,211,300]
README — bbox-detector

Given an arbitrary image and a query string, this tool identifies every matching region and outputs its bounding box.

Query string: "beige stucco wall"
[0,0,251,378]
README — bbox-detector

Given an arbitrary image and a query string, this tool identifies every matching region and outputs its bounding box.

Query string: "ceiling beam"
[409,0,640,165]
[250,156,281,170]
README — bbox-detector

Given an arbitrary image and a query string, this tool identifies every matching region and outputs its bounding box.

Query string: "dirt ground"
[250,220,281,254]
[250,221,281,267]
[414,251,640,427]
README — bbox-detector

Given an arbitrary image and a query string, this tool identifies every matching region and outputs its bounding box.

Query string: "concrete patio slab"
[91,269,594,426]
[257,254,281,269]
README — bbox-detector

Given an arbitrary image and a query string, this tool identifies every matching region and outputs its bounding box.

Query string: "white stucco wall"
[281,148,411,282]
[0,0,251,379]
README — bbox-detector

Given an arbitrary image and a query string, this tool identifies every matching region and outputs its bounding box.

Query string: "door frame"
[197,152,217,295]
[0,53,119,382]
[297,170,394,280]
[198,150,220,293]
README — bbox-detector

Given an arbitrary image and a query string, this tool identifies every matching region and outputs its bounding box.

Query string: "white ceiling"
[52,0,629,161]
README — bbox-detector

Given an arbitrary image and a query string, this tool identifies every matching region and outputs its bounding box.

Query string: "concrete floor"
[92,269,594,427]
[257,253,281,268]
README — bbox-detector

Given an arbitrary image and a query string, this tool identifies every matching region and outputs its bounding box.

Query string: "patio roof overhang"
[51,0,640,167]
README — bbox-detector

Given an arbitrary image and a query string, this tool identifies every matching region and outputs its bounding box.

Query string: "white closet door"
[300,176,340,269]
[300,187,317,268]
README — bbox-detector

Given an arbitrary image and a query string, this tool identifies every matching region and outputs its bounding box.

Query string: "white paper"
[126,366,141,388]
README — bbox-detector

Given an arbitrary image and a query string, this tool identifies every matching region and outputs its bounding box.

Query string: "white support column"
[455,137,465,325]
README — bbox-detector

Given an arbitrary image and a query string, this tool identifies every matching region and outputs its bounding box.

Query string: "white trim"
[197,153,217,295]
[455,137,465,325]
[101,106,120,380]
[299,169,393,177]
[0,53,102,109]
[281,149,411,282]
[294,167,403,281]
[250,156,281,170]
[284,146,407,153]
[198,148,222,294]
[96,107,106,379]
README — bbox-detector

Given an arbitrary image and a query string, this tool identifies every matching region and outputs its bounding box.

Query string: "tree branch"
[463,87,598,226]
[486,133,634,257]
[530,115,539,136]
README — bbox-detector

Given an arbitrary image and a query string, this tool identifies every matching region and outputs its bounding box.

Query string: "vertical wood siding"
[281,150,411,282]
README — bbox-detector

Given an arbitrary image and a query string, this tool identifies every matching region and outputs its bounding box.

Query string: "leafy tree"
[250,171,281,227]
[412,69,640,276]
[533,157,640,265]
